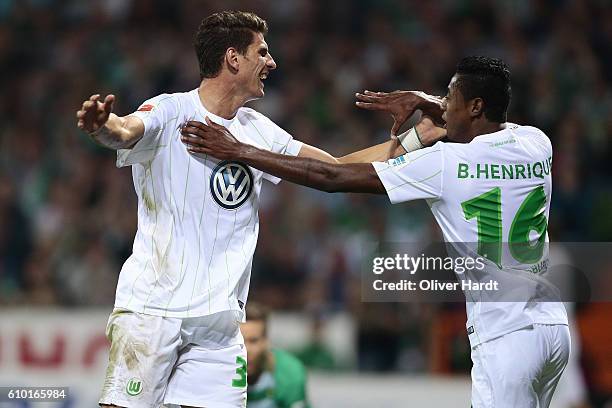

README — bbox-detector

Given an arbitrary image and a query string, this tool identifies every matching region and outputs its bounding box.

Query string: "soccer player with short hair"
[181,56,570,408]
[242,303,309,408]
[76,10,444,408]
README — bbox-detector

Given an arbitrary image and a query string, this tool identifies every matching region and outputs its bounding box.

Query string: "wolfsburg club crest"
[126,378,143,396]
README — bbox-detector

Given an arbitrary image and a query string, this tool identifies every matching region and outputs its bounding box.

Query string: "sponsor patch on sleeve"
[137,104,154,112]
[390,154,410,167]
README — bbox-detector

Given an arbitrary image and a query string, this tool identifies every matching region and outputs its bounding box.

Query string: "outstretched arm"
[182,119,384,194]
[76,94,144,150]
[297,139,402,164]
[299,118,445,164]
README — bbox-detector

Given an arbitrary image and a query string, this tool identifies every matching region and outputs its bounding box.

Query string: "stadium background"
[0,0,611,406]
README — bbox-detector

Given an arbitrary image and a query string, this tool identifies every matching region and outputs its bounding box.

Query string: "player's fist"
[76,94,115,133]
[415,115,447,146]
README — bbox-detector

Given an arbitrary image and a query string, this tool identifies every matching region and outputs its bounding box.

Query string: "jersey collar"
[471,123,518,142]
[190,89,236,128]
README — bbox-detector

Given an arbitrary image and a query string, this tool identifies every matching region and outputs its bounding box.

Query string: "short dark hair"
[455,56,511,122]
[245,302,269,335]
[194,11,268,79]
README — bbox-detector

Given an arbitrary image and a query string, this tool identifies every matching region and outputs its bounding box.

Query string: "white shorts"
[99,309,247,408]
[471,324,570,408]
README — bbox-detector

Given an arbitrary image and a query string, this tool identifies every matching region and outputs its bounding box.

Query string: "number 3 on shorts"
[232,356,247,388]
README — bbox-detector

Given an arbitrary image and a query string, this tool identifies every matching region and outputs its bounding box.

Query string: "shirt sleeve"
[253,115,303,184]
[116,94,175,167]
[372,142,444,204]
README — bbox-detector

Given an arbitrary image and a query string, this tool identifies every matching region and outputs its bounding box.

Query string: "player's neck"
[469,120,506,141]
[197,79,247,119]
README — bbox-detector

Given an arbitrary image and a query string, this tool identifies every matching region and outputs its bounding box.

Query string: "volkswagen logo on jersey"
[210,161,254,210]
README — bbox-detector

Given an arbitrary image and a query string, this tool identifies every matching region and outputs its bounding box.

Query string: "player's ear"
[225,47,240,74]
[470,97,484,118]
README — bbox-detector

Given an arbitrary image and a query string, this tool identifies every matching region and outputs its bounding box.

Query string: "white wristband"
[397,127,423,152]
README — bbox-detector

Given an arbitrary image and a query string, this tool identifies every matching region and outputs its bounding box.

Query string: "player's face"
[441,75,472,142]
[241,320,269,378]
[238,32,276,101]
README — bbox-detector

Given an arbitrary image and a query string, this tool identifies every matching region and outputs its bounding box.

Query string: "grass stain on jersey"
[124,341,146,370]
[140,163,157,214]
[153,223,174,278]
[142,189,157,214]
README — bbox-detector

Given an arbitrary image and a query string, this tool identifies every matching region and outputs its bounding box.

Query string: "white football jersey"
[373,124,568,346]
[114,89,303,318]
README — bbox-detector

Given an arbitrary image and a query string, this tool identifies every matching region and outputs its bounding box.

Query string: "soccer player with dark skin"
[182,57,571,408]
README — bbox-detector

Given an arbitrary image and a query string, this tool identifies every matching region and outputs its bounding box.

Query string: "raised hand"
[181,118,244,160]
[355,90,443,135]
[76,94,115,133]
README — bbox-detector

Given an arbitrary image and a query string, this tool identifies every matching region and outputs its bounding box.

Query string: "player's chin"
[248,90,264,101]
[256,81,265,97]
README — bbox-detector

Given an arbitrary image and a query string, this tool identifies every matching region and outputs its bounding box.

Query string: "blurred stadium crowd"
[0,0,611,403]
